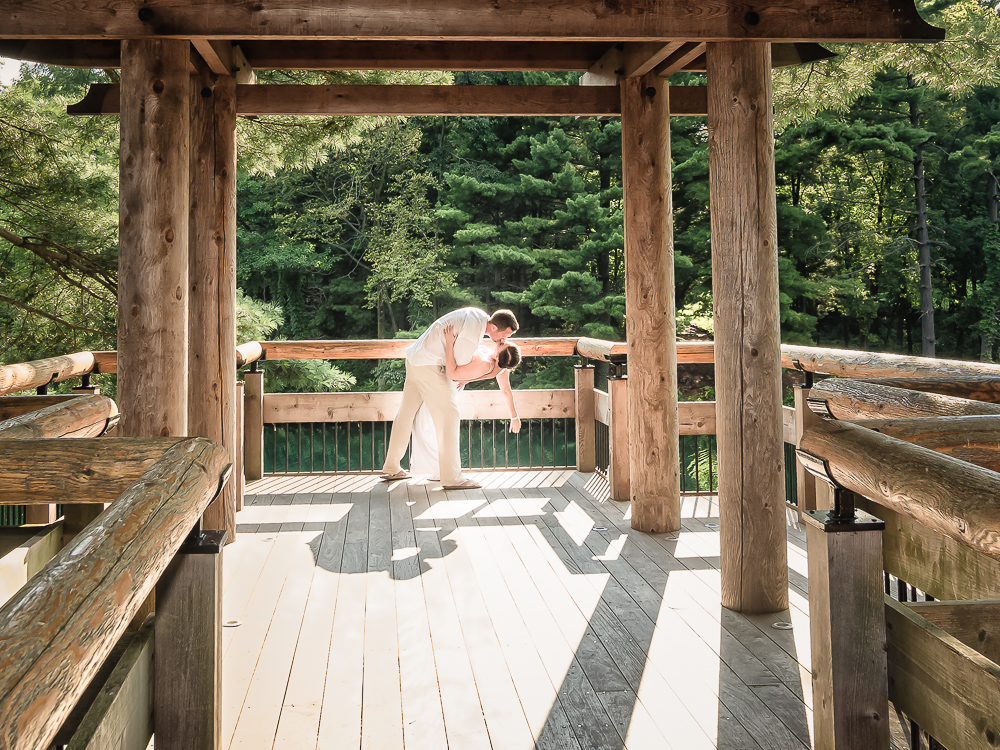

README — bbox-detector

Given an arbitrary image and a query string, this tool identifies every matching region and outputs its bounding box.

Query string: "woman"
[408,326,521,479]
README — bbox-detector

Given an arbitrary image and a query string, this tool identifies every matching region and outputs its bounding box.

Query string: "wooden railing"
[0,436,230,750]
[789,352,1000,750]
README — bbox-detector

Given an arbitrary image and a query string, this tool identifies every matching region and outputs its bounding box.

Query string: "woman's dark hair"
[497,342,522,370]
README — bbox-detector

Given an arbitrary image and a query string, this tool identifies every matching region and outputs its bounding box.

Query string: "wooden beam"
[1,0,944,43]
[260,337,582,360]
[909,600,1000,666]
[0,39,120,67]
[240,40,610,71]
[0,438,187,505]
[190,39,233,76]
[574,364,596,472]
[853,415,1000,473]
[885,596,1000,750]
[855,495,1000,602]
[0,394,118,439]
[608,375,631,501]
[118,39,190,439]
[262,389,575,423]
[809,379,1000,420]
[237,84,621,116]
[0,438,228,750]
[189,68,238,543]
[0,395,82,421]
[243,370,264,481]
[861,376,1000,403]
[801,419,1000,562]
[782,344,1000,379]
[708,41,788,614]
[64,622,153,750]
[621,72,680,533]
[0,352,95,397]
[655,42,706,77]
[68,82,711,117]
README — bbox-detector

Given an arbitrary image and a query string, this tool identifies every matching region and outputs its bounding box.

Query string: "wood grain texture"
[793,386,822,512]
[237,84,621,116]
[239,39,610,71]
[92,351,117,374]
[854,415,1000,473]
[262,388,575,423]
[0,352,95,396]
[574,365,596,472]
[810,378,1000,421]
[235,341,262,368]
[855,496,1000,602]
[622,72,679,533]
[189,69,238,543]
[0,395,117,439]
[66,621,153,750]
[0,395,83,420]
[805,521,889,750]
[908,600,1000,666]
[575,337,627,363]
[594,388,610,425]
[782,344,1000,379]
[707,41,788,613]
[1,0,943,42]
[608,376,631,502]
[885,596,1000,750]
[244,371,264,481]
[260,337,581,360]
[155,547,223,750]
[234,381,244,511]
[860,376,1000,403]
[0,438,186,505]
[801,419,1000,562]
[0,437,229,750]
[678,400,716,435]
[118,39,190,439]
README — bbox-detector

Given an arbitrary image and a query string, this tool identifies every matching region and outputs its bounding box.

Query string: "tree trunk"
[909,75,935,358]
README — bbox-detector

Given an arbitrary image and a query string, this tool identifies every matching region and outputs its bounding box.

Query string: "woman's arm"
[443,324,493,381]
[496,368,521,433]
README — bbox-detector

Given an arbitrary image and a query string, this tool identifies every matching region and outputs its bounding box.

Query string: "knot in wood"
[152,79,165,95]
[137,7,154,22]
[744,11,760,25]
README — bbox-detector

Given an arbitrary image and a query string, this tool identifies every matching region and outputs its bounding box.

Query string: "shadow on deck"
[223,470,814,749]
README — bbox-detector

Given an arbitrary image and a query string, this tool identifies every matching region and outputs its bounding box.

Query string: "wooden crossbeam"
[655,42,706,77]
[581,42,685,85]
[67,83,711,117]
[2,0,943,43]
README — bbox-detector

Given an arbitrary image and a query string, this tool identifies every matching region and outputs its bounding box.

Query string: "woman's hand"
[443,323,459,345]
[509,416,522,434]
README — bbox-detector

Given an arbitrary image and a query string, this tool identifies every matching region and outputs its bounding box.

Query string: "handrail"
[0,437,230,750]
[854,415,1000,473]
[782,344,1000,379]
[575,337,627,363]
[0,352,96,396]
[235,341,264,368]
[0,395,119,439]
[0,438,191,506]
[799,418,1000,561]
[860,376,1000,402]
[808,379,1000,421]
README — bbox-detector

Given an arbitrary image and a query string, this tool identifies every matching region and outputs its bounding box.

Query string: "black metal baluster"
[370,421,376,471]
[897,577,908,602]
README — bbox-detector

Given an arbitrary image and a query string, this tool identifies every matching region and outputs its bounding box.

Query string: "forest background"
[2,0,1000,398]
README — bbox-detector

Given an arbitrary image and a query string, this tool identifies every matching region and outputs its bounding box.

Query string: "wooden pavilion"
[2,2,970,749]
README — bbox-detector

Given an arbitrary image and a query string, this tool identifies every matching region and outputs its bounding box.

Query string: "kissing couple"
[380,307,522,489]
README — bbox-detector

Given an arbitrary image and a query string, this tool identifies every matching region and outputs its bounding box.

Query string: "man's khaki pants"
[382,361,463,485]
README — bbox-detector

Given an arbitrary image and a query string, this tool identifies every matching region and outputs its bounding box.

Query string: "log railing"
[0,437,230,750]
[791,353,1000,750]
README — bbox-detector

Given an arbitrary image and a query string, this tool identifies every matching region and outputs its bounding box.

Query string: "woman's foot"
[379,470,410,481]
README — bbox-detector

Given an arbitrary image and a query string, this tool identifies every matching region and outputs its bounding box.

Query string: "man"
[380,307,519,490]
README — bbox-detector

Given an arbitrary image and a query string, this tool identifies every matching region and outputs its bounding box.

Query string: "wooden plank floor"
[223,470,816,750]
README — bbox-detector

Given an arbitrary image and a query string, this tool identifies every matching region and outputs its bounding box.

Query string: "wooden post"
[154,530,225,750]
[235,380,245,511]
[794,384,822,512]
[189,69,237,543]
[802,490,889,750]
[574,361,596,472]
[244,369,264,481]
[621,72,680,533]
[707,41,788,613]
[118,39,190,439]
[607,372,630,502]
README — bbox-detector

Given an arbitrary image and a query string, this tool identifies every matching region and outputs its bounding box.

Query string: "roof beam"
[3,0,943,43]
[581,42,686,85]
[655,42,706,77]
[67,83,711,117]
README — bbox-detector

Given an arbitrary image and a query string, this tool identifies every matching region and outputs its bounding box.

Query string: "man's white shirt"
[406,307,489,367]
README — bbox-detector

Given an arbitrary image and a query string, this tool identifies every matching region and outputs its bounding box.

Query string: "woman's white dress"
[408,343,494,480]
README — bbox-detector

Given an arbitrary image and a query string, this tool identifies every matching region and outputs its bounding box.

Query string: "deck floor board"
[227,471,818,749]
